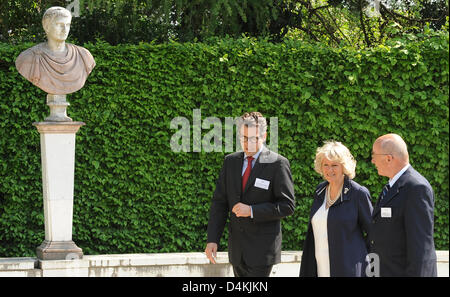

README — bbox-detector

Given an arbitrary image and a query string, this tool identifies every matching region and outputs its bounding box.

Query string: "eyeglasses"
[239,136,259,143]
[371,152,393,158]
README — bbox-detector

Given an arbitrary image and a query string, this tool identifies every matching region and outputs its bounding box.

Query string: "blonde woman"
[299,141,373,277]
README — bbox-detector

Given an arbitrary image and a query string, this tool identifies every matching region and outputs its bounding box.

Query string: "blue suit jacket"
[368,166,437,276]
[300,177,373,277]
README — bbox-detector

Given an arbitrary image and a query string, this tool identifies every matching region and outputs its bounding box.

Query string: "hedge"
[0,35,448,257]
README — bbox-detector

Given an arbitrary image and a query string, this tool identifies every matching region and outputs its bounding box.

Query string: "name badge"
[254,178,270,190]
[381,207,392,218]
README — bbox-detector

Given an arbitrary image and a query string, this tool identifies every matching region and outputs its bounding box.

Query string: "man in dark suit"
[369,133,437,276]
[205,112,295,277]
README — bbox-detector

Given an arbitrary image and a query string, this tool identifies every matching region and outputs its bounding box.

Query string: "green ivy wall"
[0,35,448,256]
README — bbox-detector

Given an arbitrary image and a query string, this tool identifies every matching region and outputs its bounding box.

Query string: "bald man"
[369,134,437,276]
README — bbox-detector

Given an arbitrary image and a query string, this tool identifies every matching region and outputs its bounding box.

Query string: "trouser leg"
[233,259,273,277]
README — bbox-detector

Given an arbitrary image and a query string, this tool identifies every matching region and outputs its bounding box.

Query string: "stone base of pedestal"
[36,240,83,261]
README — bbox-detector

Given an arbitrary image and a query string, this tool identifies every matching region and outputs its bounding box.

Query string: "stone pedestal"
[33,121,85,260]
[45,94,72,122]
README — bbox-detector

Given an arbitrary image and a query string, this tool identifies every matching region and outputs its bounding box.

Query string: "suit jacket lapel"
[380,183,399,207]
[373,185,399,217]
[331,176,352,207]
[232,152,244,200]
[310,184,327,219]
[373,167,412,217]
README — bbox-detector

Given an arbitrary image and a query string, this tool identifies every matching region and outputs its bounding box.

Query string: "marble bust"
[15,7,95,95]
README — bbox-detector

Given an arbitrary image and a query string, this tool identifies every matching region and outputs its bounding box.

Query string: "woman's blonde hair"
[314,140,356,179]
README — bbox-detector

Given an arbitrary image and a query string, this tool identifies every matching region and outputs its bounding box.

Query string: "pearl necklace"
[326,183,343,209]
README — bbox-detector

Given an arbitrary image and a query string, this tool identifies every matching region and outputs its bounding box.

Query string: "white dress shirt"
[311,194,330,277]
[389,164,410,188]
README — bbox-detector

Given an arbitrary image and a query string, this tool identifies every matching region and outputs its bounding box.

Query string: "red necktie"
[242,156,254,192]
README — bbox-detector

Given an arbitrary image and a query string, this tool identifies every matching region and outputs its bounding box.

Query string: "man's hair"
[237,112,267,137]
[42,6,72,30]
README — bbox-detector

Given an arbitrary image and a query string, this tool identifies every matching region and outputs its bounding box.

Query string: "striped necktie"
[380,183,390,203]
[242,156,254,192]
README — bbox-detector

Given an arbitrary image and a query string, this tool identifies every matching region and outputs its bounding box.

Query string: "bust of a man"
[15,6,95,95]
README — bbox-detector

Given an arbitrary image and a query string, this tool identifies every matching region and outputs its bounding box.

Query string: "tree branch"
[299,0,341,45]
[380,2,442,23]
[358,0,371,47]
[326,6,352,45]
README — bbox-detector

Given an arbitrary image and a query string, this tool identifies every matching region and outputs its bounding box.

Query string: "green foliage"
[0,34,448,256]
[284,0,449,48]
[3,0,447,47]
[0,0,289,44]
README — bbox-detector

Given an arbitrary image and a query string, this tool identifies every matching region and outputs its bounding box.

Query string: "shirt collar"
[244,145,264,161]
[389,164,410,187]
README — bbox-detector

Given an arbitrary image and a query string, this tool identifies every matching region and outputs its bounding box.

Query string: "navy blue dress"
[300,176,373,277]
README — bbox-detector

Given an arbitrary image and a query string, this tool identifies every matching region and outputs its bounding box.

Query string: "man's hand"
[232,202,252,217]
[205,242,218,264]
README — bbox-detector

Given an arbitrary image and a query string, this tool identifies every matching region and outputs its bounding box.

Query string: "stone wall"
[0,251,448,277]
